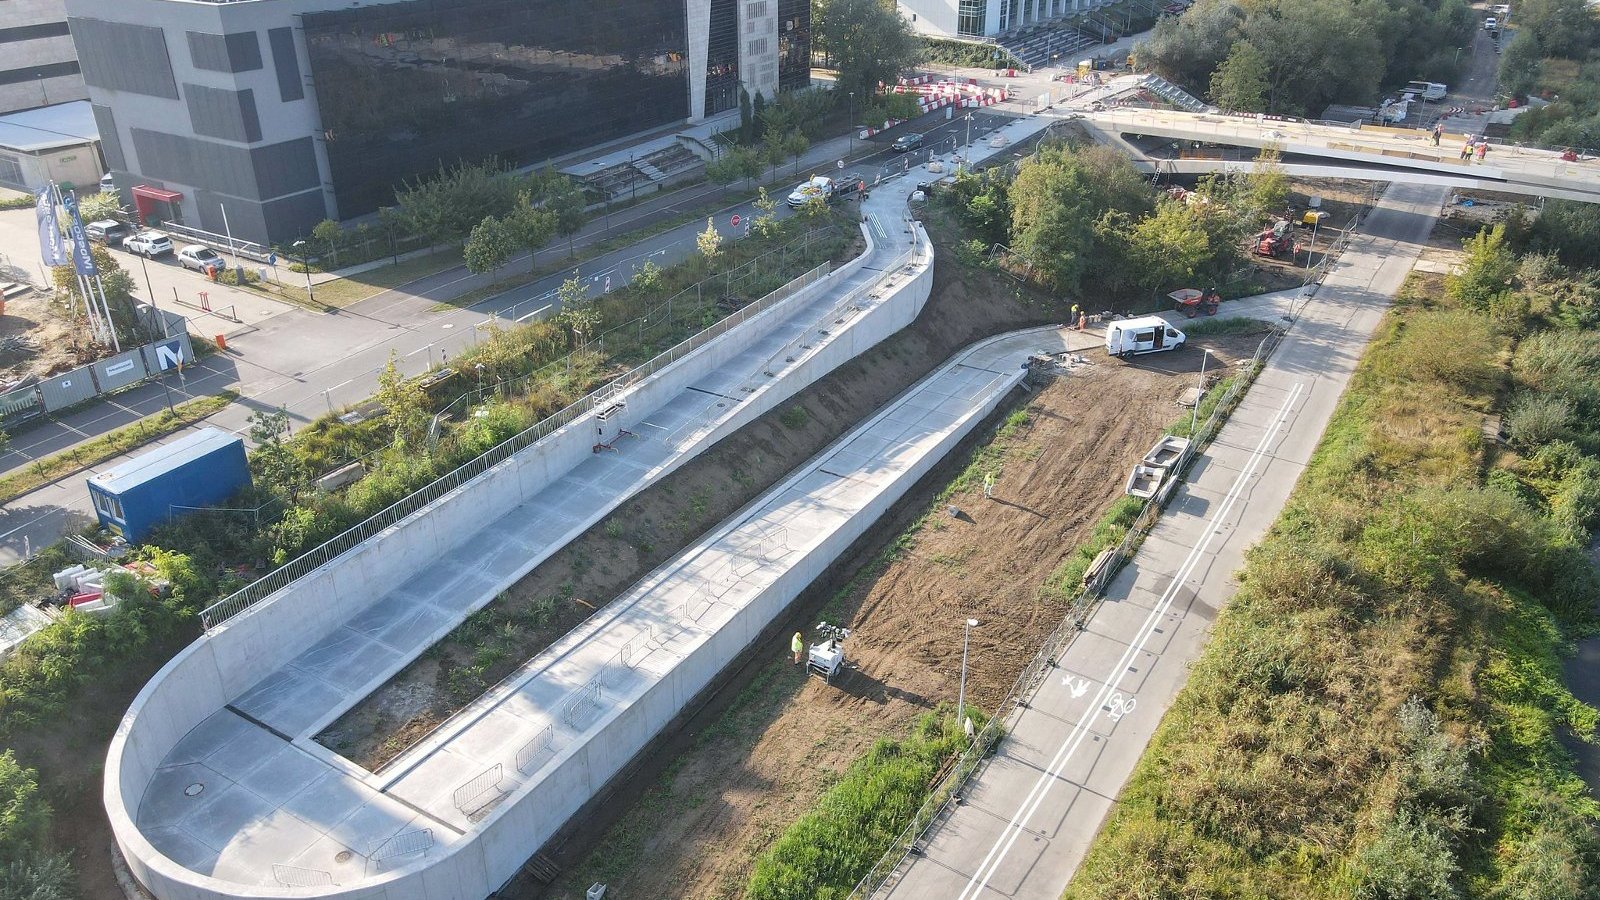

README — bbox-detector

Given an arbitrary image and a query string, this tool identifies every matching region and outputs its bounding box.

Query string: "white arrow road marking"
[956,379,1304,900]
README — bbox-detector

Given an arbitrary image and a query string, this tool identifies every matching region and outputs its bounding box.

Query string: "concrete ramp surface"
[106,109,1072,900]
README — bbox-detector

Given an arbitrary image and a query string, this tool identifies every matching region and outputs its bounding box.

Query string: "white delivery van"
[1405,80,1448,100]
[1106,315,1186,357]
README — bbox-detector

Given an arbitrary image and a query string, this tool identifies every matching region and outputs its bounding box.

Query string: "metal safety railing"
[368,828,433,863]
[850,324,1289,899]
[515,723,555,774]
[271,864,334,887]
[452,763,504,816]
[200,261,832,630]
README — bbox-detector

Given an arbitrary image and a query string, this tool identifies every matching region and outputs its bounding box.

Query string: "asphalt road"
[880,181,1450,900]
[0,109,1010,564]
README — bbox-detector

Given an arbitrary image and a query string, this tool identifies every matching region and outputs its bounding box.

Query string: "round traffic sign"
[730,214,742,227]
[267,252,278,265]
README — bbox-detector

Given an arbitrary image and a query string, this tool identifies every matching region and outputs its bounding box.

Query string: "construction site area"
[99,83,1398,900]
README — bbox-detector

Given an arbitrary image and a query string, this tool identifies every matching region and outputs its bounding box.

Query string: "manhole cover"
[184,783,204,797]
[334,850,353,864]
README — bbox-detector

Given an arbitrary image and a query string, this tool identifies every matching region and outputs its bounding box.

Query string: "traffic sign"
[730,214,742,227]
[267,252,277,265]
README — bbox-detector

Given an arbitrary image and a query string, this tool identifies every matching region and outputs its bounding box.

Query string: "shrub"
[746,712,980,900]
[1506,392,1573,449]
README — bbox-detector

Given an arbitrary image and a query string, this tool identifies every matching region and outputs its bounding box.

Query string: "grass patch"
[0,390,237,505]
[1179,315,1274,336]
[252,247,466,309]
[1062,272,1600,898]
[745,710,985,900]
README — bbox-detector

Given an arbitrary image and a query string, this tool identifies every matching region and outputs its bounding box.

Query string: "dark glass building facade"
[304,0,690,216]
[777,0,811,94]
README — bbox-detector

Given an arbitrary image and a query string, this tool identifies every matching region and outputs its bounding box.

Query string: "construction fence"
[0,307,195,429]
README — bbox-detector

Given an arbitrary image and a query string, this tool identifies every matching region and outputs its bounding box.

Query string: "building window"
[706,0,740,115]
[0,154,22,190]
[746,1,769,18]
[958,0,986,35]
[776,0,810,93]
[747,38,769,57]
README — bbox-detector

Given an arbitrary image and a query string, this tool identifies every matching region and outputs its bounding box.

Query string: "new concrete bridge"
[1081,104,1600,203]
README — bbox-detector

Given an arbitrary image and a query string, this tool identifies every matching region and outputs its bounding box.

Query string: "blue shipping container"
[87,427,251,541]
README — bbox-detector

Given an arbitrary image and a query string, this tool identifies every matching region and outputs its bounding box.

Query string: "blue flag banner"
[34,187,66,268]
[59,192,99,278]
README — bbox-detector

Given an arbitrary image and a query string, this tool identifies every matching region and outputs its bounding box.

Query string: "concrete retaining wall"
[108,223,936,900]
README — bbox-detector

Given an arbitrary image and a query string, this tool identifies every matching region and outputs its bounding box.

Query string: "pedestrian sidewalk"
[877,181,1449,900]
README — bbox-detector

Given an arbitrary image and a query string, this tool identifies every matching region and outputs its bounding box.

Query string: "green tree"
[752,187,782,239]
[1242,0,1384,114]
[1498,31,1544,99]
[375,353,430,449]
[507,193,557,269]
[463,215,516,278]
[1209,40,1270,112]
[555,272,600,345]
[1008,144,1150,294]
[247,406,300,497]
[1516,0,1597,57]
[814,0,921,100]
[739,87,755,143]
[1447,224,1516,310]
[547,177,588,257]
[0,853,77,900]
[697,217,723,261]
[1138,0,1246,89]
[0,751,50,860]
[1130,200,1214,291]
[394,160,519,246]
[632,260,663,293]
[77,191,122,223]
[311,218,343,268]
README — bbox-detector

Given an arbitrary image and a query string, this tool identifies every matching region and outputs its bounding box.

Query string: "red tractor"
[1171,287,1221,318]
[1255,219,1294,258]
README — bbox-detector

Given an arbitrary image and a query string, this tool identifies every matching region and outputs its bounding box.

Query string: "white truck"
[1106,315,1186,357]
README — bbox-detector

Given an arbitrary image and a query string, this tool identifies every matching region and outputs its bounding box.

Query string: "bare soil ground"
[531,333,1268,900]
[0,290,92,385]
[501,265,1270,896]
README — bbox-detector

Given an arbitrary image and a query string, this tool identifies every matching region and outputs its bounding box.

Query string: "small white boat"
[1142,435,1191,469]
[1125,463,1166,499]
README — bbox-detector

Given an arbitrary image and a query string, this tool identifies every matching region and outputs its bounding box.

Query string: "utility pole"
[957,617,979,726]
[848,91,855,155]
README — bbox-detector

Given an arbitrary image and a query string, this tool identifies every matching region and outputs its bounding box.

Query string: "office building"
[898,0,1105,39]
[0,0,88,114]
[64,0,810,245]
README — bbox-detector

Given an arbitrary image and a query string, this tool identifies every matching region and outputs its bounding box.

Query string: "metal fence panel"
[37,366,98,412]
[140,335,194,373]
[91,350,148,392]
[0,385,41,422]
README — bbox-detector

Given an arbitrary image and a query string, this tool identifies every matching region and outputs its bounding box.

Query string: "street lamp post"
[848,91,856,155]
[293,240,315,304]
[1191,349,1212,435]
[957,617,979,726]
[963,113,973,171]
[1454,47,1464,64]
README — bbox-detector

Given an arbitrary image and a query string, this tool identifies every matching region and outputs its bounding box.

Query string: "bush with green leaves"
[746,712,982,900]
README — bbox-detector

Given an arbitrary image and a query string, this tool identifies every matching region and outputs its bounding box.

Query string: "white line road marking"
[956,379,1305,900]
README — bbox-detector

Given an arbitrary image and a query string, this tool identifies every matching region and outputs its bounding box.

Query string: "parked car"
[99,172,116,193]
[122,231,173,258]
[1484,16,1497,28]
[1404,80,1448,100]
[177,244,225,273]
[84,220,131,245]
[891,132,924,152]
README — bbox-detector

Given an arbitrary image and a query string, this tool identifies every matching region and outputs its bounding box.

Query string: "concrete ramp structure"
[105,112,1069,900]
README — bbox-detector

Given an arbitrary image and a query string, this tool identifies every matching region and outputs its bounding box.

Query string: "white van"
[1106,316,1186,357]
[1405,80,1448,100]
